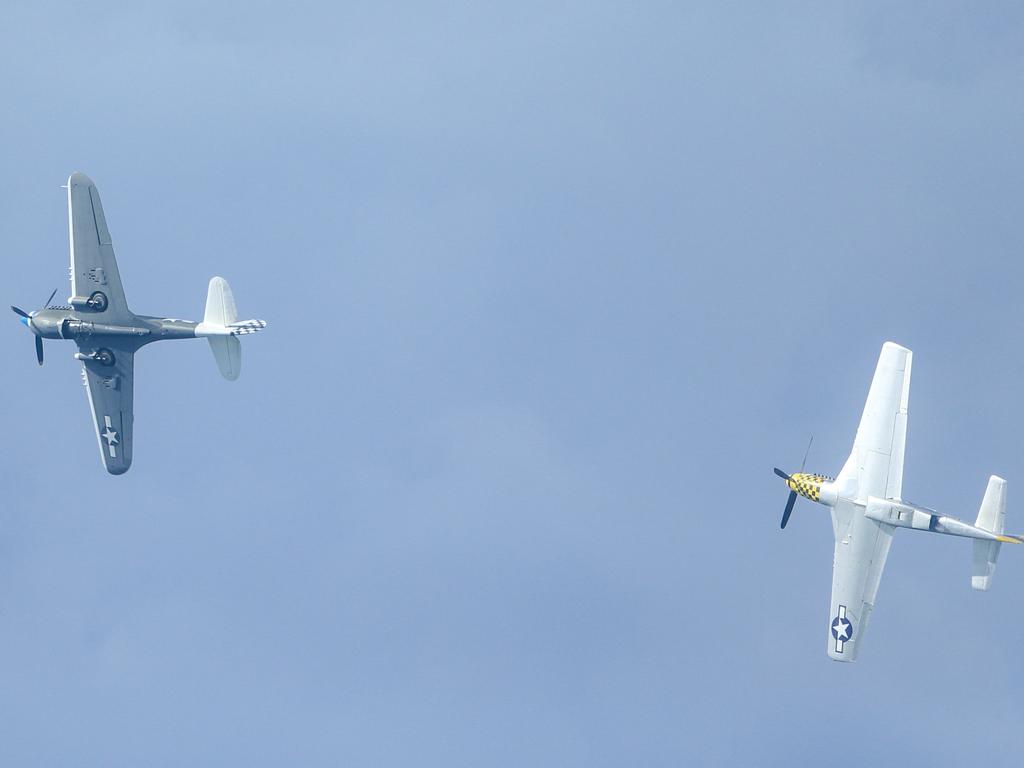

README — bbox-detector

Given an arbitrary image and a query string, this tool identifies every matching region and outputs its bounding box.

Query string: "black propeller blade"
[773,467,791,481]
[12,290,55,365]
[780,490,798,529]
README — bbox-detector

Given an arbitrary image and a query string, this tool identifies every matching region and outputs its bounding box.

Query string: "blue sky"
[1,2,1024,765]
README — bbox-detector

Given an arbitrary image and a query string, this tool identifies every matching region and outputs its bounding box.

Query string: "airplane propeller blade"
[773,467,791,481]
[780,490,798,529]
[799,436,813,473]
[13,303,44,363]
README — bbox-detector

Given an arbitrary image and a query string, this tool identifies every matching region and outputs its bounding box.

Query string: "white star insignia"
[833,619,850,640]
[102,427,119,445]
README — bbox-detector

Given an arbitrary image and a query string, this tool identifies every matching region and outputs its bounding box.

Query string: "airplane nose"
[19,315,29,327]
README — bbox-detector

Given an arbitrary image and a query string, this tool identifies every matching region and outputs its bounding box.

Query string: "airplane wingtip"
[68,171,94,187]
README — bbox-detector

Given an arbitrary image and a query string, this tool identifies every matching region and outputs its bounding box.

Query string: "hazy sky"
[2,2,1024,765]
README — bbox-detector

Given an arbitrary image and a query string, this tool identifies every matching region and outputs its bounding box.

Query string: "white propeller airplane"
[774,342,1019,662]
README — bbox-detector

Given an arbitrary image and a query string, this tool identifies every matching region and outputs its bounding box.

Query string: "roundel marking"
[831,615,853,642]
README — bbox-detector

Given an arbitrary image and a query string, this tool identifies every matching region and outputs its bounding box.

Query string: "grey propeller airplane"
[12,172,266,475]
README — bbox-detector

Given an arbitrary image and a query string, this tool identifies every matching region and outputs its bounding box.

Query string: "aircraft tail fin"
[204,276,238,326]
[196,277,266,381]
[972,476,1007,591]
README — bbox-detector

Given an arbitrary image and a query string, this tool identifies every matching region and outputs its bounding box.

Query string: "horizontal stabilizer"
[228,319,267,336]
[208,335,241,381]
[973,476,1007,591]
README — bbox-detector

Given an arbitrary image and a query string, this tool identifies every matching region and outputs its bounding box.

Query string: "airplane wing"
[826,342,912,661]
[835,342,913,501]
[67,172,133,322]
[81,349,135,475]
[827,500,895,661]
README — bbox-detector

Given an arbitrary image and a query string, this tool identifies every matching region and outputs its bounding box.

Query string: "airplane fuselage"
[787,472,1019,545]
[24,307,199,349]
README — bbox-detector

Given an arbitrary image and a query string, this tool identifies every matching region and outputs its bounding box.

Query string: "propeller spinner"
[774,437,813,530]
[12,288,58,366]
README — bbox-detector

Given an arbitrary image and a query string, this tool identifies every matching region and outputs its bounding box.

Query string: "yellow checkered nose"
[787,473,827,502]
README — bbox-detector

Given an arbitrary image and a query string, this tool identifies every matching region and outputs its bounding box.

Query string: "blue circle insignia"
[831,615,854,642]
